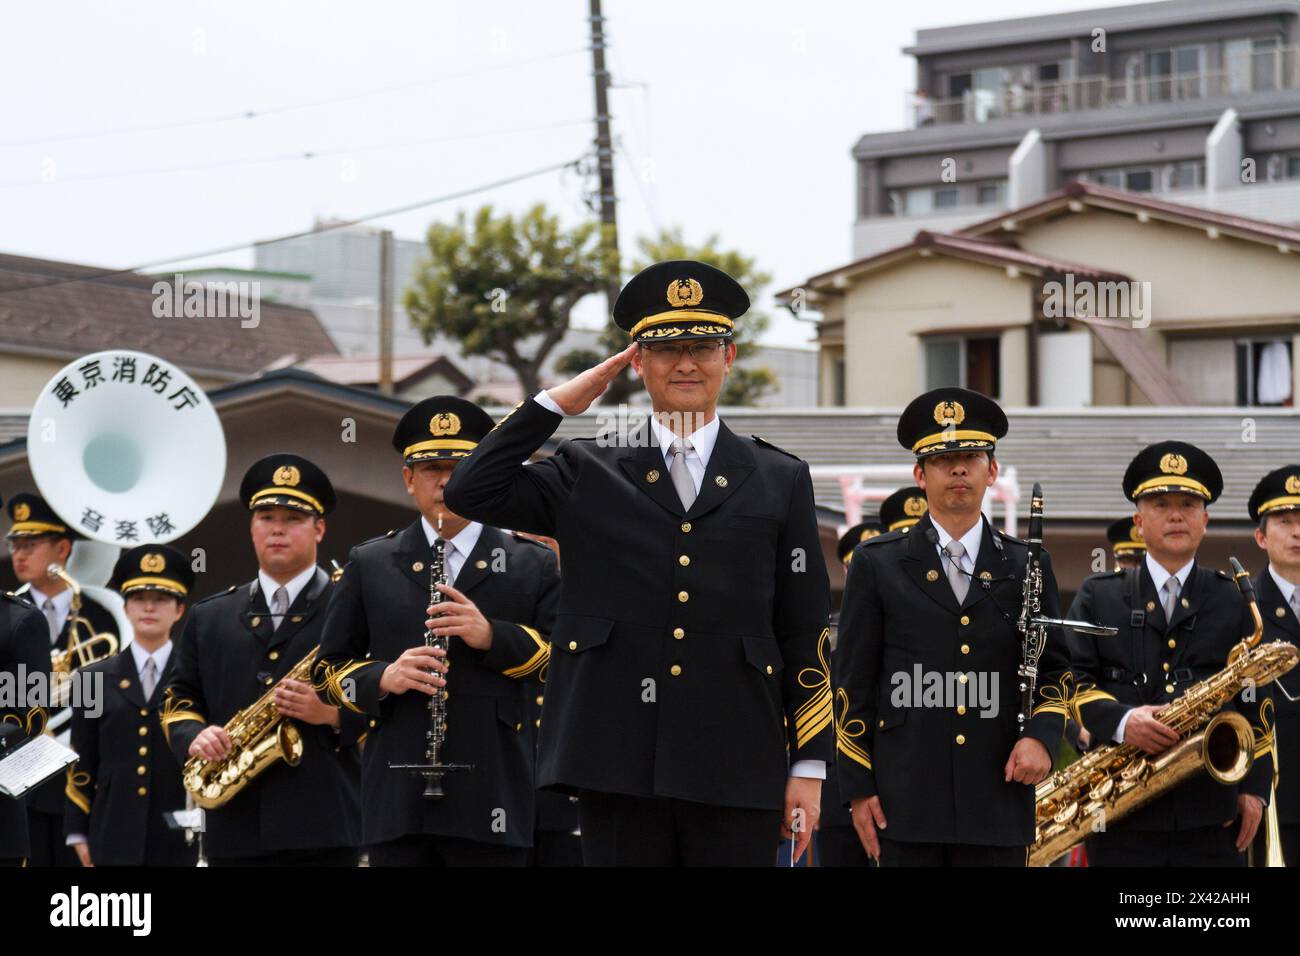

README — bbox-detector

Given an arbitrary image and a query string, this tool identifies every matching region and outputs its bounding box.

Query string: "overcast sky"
[1,0,1138,348]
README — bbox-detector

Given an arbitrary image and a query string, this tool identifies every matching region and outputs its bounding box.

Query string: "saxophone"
[1030,558,1299,866]
[181,645,317,810]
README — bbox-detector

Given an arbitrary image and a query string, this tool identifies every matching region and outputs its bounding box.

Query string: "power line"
[0,117,594,189]
[0,47,590,149]
[0,154,586,296]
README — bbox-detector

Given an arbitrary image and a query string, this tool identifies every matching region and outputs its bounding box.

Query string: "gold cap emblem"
[666,277,704,308]
[933,401,965,426]
[272,465,300,487]
[1159,453,1188,476]
[1132,524,1144,541]
[139,552,166,574]
[1286,475,1300,495]
[12,502,29,521]
[904,496,928,517]
[859,528,880,542]
[429,412,461,437]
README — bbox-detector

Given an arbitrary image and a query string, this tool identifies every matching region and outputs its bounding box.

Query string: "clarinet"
[389,518,472,798]
[1015,483,1047,732]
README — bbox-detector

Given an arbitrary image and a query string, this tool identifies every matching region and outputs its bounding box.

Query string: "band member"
[833,387,1071,867]
[162,454,363,866]
[444,260,833,867]
[314,397,559,867]
[1107,518,1146,571]
[7,492,117,867]
[64,545,197,866]
[0,498,50,866]
[836,521,882,566]
[1249,465,1300,866]
[1069,442,1272,866]
[878,486,928,535]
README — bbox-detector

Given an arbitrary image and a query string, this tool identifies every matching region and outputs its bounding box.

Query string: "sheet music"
[0,735,78,798]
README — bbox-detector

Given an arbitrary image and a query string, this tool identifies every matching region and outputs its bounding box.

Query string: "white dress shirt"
[257,564,318,619]
[534,391,824,780]
[928,515,985,580]
[1269,564,1299,619]
[1112,554,1195,744]
[26,583,73,647]
[420,516,484,584]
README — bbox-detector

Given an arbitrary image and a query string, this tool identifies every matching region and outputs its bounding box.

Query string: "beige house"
[789,182,1300,408]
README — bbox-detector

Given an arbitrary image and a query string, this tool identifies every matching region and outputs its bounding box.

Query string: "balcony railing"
[908,46,1300,127]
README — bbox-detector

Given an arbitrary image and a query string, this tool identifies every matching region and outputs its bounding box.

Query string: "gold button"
[765,665,773,675]
[678,555,690,567]
[960,644,970,655]
[670,664,682,677]
[956,734,966,745]
[1180,597,1189,609]
[263,675,273,686]
[959,673,969,684]
[412,562,424,573]
[568,641,578,651]
[678,591,689,603]
[119,678,130,689]
[250,616,261,627]
[535,719,541,728]
[1168,639,1176,649]
[137,786,147,797]
[1165,683,1175,694]
[926,570,939,582]
[956,705,966,715]
[139,708,148,717]
[138,746,148,756]
[515,722,522,732]
[369,719,377,728]
[291,615,302,623]
[1163,663,1170,672]
[137,765,147,776]
[1278,607,1288,618]
[269,650,280,661]
[960,615,970,626]
[138,726,148,737]
[715,475,728,487]
[475,559,488,569]
[673,627,685,640]
[1146,602,1155,613]
[646,469,660,483]
[879,719,885,728]
[681,522,692,533]
[535,695,544,706]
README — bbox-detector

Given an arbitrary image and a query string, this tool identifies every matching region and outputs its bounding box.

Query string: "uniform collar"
[929,514,984,566]
[129,639,173,676]
[1145,552,1195,594]
[421,516,482,557]
[26,583,72,615]
[257,563,317,609]
[1268,564,1298,605]
[648,412,721,469]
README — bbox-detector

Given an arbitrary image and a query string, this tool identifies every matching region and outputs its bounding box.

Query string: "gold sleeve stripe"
[837,736,873,771]
[313,659,379,714]
[65,767,91,816]
[502,626,550,680]
[1253,731,1275,759]
[793,628,833,748]
[159,692,204,745]
[834,688,873,771]
[1032,702,1070,717]
[1068,687,1117,724]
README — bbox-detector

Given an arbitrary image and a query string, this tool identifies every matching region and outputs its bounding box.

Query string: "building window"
[933,188,959,209]
[1082,163,1202,194]
[977,182,1004,205]
[924,335,1001,397]
[1237,339,1293,406]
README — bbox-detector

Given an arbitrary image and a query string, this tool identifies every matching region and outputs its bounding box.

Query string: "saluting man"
[314,397,560,867]
[1069,442,1273,866]
[162,454,364,866]
[833,387,1072,866]
[444,260,833,867]
[64,544,198,866]
[1248,465,1300,866]
[7,492,118,867]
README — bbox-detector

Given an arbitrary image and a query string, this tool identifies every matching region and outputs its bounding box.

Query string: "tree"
[405,204,616,397]
[563,227,778,406]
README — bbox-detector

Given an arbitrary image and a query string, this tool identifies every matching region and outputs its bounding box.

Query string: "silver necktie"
[1289,590,1299,623]
[944,540,969,603]
[42,597,60,647]
[141,656,158,700]
[1163,578,1180,622]
[669,438,697,510]
[271,586,289,630]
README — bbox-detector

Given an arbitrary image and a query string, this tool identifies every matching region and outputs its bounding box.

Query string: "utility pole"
[589,0,620,300]
[378,228,394,396]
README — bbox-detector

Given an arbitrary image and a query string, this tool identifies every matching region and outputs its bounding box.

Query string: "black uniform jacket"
[315,522,559,848]
[1068,562,1273,832]
[833,514,1071,847]
[0,591,50,858]
[443,396,834,812]
[162,568,364,857]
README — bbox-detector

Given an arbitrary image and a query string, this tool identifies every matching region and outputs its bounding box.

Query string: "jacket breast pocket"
[554,614,614,655]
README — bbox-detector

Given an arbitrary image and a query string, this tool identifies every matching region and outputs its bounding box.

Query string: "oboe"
[389,517,472,798]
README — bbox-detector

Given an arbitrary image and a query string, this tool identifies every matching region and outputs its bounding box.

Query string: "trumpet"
[47,563,118,707]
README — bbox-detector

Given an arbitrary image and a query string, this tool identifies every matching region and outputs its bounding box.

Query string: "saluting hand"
[379,645,448,697]
[1005,736,1051,786]
[427,584,492,650]
[544,343,638,415]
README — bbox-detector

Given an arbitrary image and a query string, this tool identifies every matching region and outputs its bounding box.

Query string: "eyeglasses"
[641,341,726,363]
